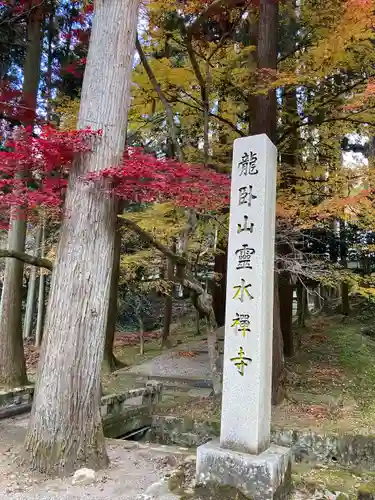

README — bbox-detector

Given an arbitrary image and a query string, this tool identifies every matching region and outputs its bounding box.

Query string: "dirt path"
[0,415,188,499]
[125,339,218,380]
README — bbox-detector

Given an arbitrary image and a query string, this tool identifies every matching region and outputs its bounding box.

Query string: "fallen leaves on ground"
[173,351,198,358]
[113,331,160,347]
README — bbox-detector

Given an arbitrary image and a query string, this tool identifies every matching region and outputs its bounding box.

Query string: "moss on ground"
[290,463,375,499]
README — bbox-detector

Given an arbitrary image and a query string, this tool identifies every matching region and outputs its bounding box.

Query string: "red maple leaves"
[0,126,230,222]
[88,147,230,210]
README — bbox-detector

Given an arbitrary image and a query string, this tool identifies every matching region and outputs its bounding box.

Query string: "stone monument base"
[196,439,292,500]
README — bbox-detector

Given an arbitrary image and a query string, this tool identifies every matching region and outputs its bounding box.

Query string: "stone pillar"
[196,134,292,500]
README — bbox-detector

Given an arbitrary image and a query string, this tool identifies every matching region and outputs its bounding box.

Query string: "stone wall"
[0,385,34,408]
[150,415,375,469]
[0,382,163,440]
[102,382,163,438]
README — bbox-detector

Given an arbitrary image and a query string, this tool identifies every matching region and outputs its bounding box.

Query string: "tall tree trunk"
[279,276,294,357]
[0,4,42,387]
[341,282,349,316]
[24,0,139,474]
[23,225,42,340]
[212,240,227,327]
[272,275,285,405]
[297,281,306,327]
[251,0,278,140]
[206,310,221,398]
[35,219,46,347]
[340,219,350,316]
[279,82,298,357]
[102,212,125,373]
[249,0,282,404]
[161,243,175,349]
[137,309,144,356]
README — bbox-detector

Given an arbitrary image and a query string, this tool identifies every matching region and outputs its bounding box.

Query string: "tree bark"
[102,213,125,373]
[23,225,42,340]
[249,0,282,404]
[251,0,278,141]
[161,246,175,349]
[272,274,285,405]
[137,310,144,356]
[279,276,294,357]
[297,281,306,328]
[35,219,46,347]
[24,0,139,474]
[212,240,227,327]
[340,219,350,316]
[0,4,42,387]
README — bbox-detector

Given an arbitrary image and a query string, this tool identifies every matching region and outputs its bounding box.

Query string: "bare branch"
[0,249,53,271]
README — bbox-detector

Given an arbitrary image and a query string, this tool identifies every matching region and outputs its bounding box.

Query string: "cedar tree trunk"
[161,241,176,348]
[212,240,227,327]
[250,0,283,403]
[24,0,139,474]
[279,277,294,357]
[102,214,125,373]
[35,220,46,347]
[0,5,42,387]
[23,225,42,340]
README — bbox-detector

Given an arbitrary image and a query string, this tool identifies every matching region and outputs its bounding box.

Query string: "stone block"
[143,380,163,406]
[196,439,292,500]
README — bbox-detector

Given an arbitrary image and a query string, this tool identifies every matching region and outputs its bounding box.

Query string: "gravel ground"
[0,415,187,500]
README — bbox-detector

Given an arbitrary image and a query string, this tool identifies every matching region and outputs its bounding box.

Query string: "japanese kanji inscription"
[220,134,277,454]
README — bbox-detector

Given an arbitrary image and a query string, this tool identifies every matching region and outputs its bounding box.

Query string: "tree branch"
[168,94,245,136]
[135,35,183,162]
[122,214,221,393]
[120,217,187,267]
[0,249,53,271]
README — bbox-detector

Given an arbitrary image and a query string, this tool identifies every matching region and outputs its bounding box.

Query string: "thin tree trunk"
[341,282,349,316]
[303,287,309,318]
[102,212,125,373]
[279,276,294,357]
[35,274,45,348]
[162,240,176,348]
[272,275,285,405]
[45,4,54,121]
[35,219,46,347]
[203,59,210,166]
[195,309,201,336]
[23,225,42,340]
[340,219,350,316]
[206,310,221,398]
[0,4,42,387]
[313,286,322,312]
[25,0,139,474]
[212,240,227,327]
[297,281,306,328]
[138,312,144,356]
